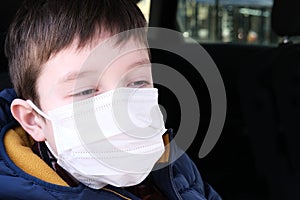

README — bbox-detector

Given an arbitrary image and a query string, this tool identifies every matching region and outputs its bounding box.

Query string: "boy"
[0,0,221,199]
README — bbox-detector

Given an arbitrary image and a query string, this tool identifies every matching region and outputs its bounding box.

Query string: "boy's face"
[36,36,152,153]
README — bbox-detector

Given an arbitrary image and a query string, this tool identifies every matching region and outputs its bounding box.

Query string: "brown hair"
[5,0,147,106]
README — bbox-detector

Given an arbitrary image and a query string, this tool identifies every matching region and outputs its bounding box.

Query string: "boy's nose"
[97,79,125,94]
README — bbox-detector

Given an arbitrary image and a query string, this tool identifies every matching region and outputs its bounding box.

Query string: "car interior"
[1,0,299,199]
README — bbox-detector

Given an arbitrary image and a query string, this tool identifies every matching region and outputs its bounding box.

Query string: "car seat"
[239,0,300,199]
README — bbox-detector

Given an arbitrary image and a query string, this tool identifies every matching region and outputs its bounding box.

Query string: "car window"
[177,0,279,45]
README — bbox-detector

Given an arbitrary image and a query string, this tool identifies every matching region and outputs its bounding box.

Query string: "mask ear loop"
[26,100,58,158]
[26,100,51,120]
[44,141,58,158]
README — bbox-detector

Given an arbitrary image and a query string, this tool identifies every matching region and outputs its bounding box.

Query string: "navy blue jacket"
[0,88,221,200]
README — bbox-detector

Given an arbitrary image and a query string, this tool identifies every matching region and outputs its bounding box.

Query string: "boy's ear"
[10,99,46,142]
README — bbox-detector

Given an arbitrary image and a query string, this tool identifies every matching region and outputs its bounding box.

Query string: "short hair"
[5,0,147,106]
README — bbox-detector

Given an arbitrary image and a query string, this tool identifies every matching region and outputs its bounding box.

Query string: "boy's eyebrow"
[127,59,150,69]
[60,59,150,83]
[60,70,98,83]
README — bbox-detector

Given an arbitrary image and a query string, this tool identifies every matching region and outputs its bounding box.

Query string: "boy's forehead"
[59,48,150,84]
[79,37,149,80]
[45,35,148,69]
[40,36,149,85]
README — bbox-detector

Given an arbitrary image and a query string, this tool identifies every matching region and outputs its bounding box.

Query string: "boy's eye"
[127,80,150,88]
[73,89,97,97]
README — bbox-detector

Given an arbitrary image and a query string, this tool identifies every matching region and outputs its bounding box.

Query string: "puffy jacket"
[0,88,221,200]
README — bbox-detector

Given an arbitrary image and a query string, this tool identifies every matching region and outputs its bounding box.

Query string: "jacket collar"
[3,126,69,186]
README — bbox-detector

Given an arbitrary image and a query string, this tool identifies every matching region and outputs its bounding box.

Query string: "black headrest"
[0,0,22,72]
[271,0,300,37]
[0,0,22,33]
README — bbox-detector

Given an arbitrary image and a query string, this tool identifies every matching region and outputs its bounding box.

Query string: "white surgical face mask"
[27,87,166,189]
